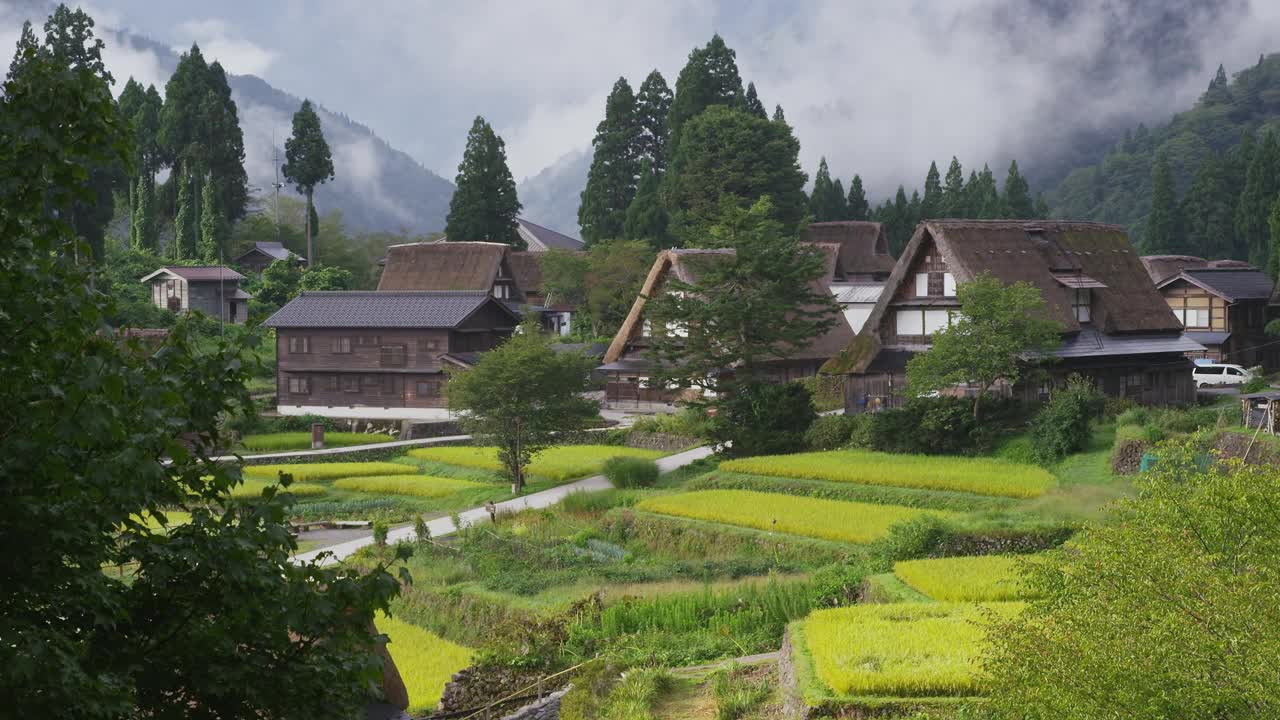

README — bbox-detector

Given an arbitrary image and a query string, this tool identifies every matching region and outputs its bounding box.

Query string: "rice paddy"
[239,431,394,452]
[243,462,420,482]
[802,602,1024,697]
[408,445,665,482]
[893,555,1040,602]
[635,490,957,544]
[720,450,1055,498]
[228,478,327,499]
[332,475,485,498]
[376,613,474,714]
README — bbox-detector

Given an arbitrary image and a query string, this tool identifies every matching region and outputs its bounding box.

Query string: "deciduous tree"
[445,116,523,247]
[282,99,335,265]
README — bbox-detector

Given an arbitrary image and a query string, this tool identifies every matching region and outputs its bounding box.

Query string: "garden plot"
[893,555,1041,602]
[636,490,958,544]
[376,613,473,714]
[797,601,1024,699]
[408,445,665,482]
[721,450,1055,498]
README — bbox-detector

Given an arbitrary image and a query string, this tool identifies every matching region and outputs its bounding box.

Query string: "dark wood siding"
[276,328,453,409]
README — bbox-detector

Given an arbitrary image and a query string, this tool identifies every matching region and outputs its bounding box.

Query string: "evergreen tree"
[846,175,870,221]
[1235,130,1280,267]
[579,77,640,245]
[1003,160,1034,218]
[445,116,523,246]
[962,170,981,218]
[941,156,966,217]
[635,70,673,172]
[668,34,744,141]
[921,161,942,219]
[832,178,848,220]
[282,99,335,265]
[1201,63,1232,105]
[132,174,156,251]
[198,178,221,262]
[1034,193,1051,219]
[810,157,839,221]
[623,157,669,248]
[1144,151,1183,254]
[972,164,1004,218]
[891,186,911,253]
[174,169,193,260]
[1181,153,1234,258]
[1222,131,1256,259]
[1268,194,1280,279]
[661,105,807,243]
[772,104,786,123]
[743,81,767,118]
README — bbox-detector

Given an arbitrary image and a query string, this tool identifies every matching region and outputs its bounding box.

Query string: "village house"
[139,265,252,324]
[1141,255,1279,368]
[233,241,305,275]
[802,221,896,333]
[598,246,855,409]
[507,250,581,336]
[263,290,519,420]
[825,220,1205,412]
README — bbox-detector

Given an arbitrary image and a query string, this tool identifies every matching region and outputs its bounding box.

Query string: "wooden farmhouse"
[263,291,519,420]
[1141,255,1279,368]
[233,241,304,275]
[598,247,855,409]
[139,265,252,324]
[824,220,1206,412]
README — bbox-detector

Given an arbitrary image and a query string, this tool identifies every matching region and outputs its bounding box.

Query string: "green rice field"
[376,613,474,713]
[893,555,1040,602]
[332,475,485,498]
[408,445,665,482]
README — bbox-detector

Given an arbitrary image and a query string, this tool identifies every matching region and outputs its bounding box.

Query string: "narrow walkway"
[292,445,714,566]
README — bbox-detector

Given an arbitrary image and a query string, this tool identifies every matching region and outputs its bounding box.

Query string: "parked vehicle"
[1192,363,1254,388]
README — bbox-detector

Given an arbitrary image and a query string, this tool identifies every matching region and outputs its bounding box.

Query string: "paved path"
[293,445,715,566]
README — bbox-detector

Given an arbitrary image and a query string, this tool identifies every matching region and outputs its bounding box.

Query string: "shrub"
[604,456,660,488]
[373,520,389,547]
[635,490,958,544]
[1029,375,1104,464]
[1240,374,1269,394]
[629,407,714,439]
[893,555,1041,601]
[244,462,419,482]
[331,475,483,498]
[867,396,1025,456]
[601,667,672,720]
[560,489,636,514]
[712,379,815,458]
[804,414,858,451]
[1114,407,1150,428]
[797,374,845,412]
[559,661,619,720]
[993,435,1038,465]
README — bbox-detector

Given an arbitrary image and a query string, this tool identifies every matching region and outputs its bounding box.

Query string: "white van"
[1192,363,1253,388]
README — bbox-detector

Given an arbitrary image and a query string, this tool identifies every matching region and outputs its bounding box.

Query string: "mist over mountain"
[516,149,590,241]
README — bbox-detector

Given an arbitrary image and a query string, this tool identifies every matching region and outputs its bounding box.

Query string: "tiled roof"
[1173,267,1275,302]
[263,291,517,329]
[516,218,584,250]
[244,241,299,262]
[143,266,245,282]
[1051,328,1205,358]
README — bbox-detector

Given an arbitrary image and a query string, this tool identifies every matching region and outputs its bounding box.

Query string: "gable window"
[915,273,929,297]
[494,284,510,299]
[288,336,311,354]
[1072,289,1092,323]
[287,377,310,395]
[332,337,352,354]
[896,309,953,337]
[943,272,956,297]
[380,344,407,368]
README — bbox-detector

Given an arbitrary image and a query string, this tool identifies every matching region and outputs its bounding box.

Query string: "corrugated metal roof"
[516,218,584,250]
[263,291,515,329]
[1053,327,1205,358]
[831,283,884,303]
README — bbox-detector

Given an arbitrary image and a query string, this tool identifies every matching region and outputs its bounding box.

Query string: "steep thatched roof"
[507,251,544,296]
[377,242,520,299]
[823,220,1184,374]
[801,221,896,278]
[1140,254,1207,284]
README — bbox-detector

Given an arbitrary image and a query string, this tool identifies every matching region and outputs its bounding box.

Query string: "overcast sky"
[5,0,1280,194]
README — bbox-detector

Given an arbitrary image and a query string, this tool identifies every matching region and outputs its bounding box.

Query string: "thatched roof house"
[826,220,1204,410]
[801,221,896,282]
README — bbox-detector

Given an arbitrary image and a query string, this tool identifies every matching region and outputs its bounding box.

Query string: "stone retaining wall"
[438,666,565,718]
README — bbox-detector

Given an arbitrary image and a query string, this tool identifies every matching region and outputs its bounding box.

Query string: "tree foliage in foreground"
[906,274,1061,420]
[0,25,401,718]
[446,324,598,492]
[985,441,1280,718]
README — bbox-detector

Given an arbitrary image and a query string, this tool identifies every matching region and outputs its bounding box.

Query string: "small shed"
[139,266,251,324]
[1241,391,1280,436]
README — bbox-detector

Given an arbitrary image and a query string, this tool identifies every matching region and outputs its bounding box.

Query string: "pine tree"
[971,165,1004,218]
[1268,194,1280,279]
[1182,153,1233,258]
[635,70,673,172]
[1003,160,1034,218]
[623,157,669,248]
[890,186,911,254]
[1144,151,1182,254]
[846,175,870,221]
[772,105,786,124]
[445,116,523,246]
[1235,131,1280,267]
[921,161,942,219]
[668,34,743,141]
[810,157,838,221]
[832,178,847,220]
[282,99,335,265]
[1201,63,1232,105]
[743,82,767,118]
[579,77,641,244]
[174,168,193,260]
[941,157,965,217]
[198,177,220,262]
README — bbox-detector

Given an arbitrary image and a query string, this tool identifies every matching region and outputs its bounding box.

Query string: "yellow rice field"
[376,613,474,714]
[408,445,664,482]
[720,450,1055,498]
[893,555,1041,602]
[332,475,485,498]
[243,462,419,482]
[228,478,327,499]
[635,490,957,544]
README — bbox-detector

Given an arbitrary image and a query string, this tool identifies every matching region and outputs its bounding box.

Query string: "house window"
[288,336,311,354]
[1072,289,1092,323]
[333,337,352,354]
[1175,307,1210,328]
[943,273,956,297]
[342,376,360,393]
[915,273,929,297]
[327,375,339,392]
[380,344,407,367]
[418,338,438,352]
[362,375,380,388]
[356,335,381,347]
[287,377,310,395]
[382,375,400,395]
[923,310,950,334]
[494,284,510,299]
[896,309,924,336]
[416,380,441,397]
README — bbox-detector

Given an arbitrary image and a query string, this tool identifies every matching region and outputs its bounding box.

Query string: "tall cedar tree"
[970,164,1004,218]
[1181,153,1234,259]
[921,161,943,219]
[1144,151,1182,254]
[446,322,598,492]
[131,174,155,250]
[0,15,402,716]
[668,34,743,141]
[198,177,221,261]
[282,99,336,265]
[846,175,870,221]
[891,186,912,253]
[832,178,848,220]
[743,81,767,118]
[445,116,523,247]
[810,157,839,221]
[906,274,1062,420]
[1235,130,1280,267]
[623,157,670,248]
[174,168,193,259]
[1268,195,1280,279]
[579,77,641,245]
[634,70,673,172]
[1003,160,1034,218]
[941,156,966,217]
[647,198,839,396]
[772,104,786,123]
[9,7,120,262]
[661,105,808,244]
